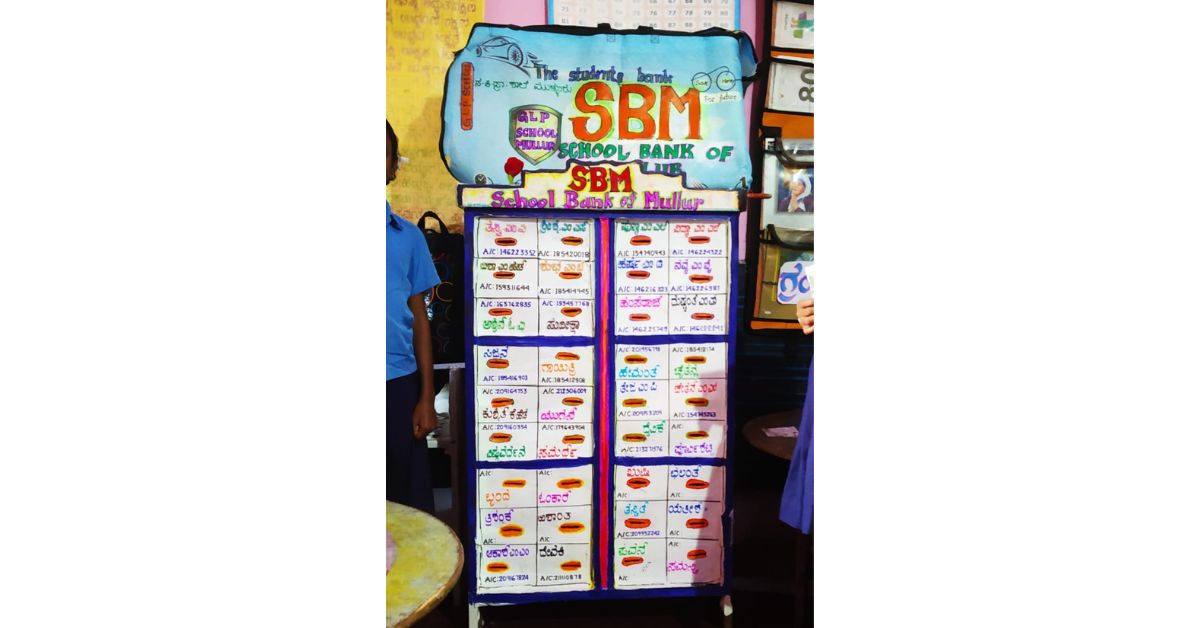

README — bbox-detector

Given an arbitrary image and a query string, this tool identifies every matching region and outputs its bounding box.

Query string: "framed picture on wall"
[755,230,814,321]
[761,139,814,230]
[772,1,814,53]
[765,57,814,115]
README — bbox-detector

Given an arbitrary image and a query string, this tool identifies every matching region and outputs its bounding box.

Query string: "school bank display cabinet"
[438,22,757,624]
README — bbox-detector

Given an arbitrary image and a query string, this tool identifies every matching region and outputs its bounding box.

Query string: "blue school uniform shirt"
[386,203,441,380]
[780,357,814,533]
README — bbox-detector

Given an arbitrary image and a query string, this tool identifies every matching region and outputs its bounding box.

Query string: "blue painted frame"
[465,206,738,605]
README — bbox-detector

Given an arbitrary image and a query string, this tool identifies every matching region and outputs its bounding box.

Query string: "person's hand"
[795,298,814,335]
[412,399,437,439]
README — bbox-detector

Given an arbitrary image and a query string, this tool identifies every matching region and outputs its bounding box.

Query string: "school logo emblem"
[509,105,561,165]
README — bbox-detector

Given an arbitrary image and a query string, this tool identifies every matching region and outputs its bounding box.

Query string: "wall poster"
[444,23,754,609]
[765,57,814,115]
[771,1,814,53]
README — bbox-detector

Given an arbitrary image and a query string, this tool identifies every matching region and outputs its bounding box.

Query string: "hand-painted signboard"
[454,23,750,613]
[460,161,742,212]
[442,24,758,190]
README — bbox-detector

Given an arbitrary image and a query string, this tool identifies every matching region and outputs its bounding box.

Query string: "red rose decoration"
[504,157,524,180]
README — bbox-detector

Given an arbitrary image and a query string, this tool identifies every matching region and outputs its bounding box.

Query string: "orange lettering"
[659,86,701,141]
[619,84,656,140]
[570,82,613,142]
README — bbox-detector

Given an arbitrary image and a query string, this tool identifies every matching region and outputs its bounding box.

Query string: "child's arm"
[409,293,437,439]
[795,299,814,335]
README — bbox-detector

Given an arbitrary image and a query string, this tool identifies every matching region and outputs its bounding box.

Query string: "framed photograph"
[772,1,814,53]
[754,231,814,321]
[760,139,814,230]
[765,57,814,115]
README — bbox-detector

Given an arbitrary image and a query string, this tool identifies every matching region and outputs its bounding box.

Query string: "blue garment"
[386,203,441,380]
[780,358,814,533]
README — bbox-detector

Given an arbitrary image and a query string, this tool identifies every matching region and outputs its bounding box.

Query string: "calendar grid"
[550,0,740,32]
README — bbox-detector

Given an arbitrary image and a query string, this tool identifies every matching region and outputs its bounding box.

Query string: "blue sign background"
[442,25,758,190]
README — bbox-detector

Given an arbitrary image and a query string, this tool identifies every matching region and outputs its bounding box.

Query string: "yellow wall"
[386,0,484,232]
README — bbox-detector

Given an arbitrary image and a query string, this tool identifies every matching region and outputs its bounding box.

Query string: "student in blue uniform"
[386,120,441,512]
[780,297,814,533]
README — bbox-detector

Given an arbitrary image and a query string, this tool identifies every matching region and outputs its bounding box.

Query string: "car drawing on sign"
[475,36,541,75]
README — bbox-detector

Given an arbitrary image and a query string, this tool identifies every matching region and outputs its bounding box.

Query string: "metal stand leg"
[468,603,482,628]
[721,594,733,617]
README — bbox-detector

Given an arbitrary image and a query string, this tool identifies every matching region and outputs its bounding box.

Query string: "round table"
[386,502,464,628]
[741,408,803,460]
